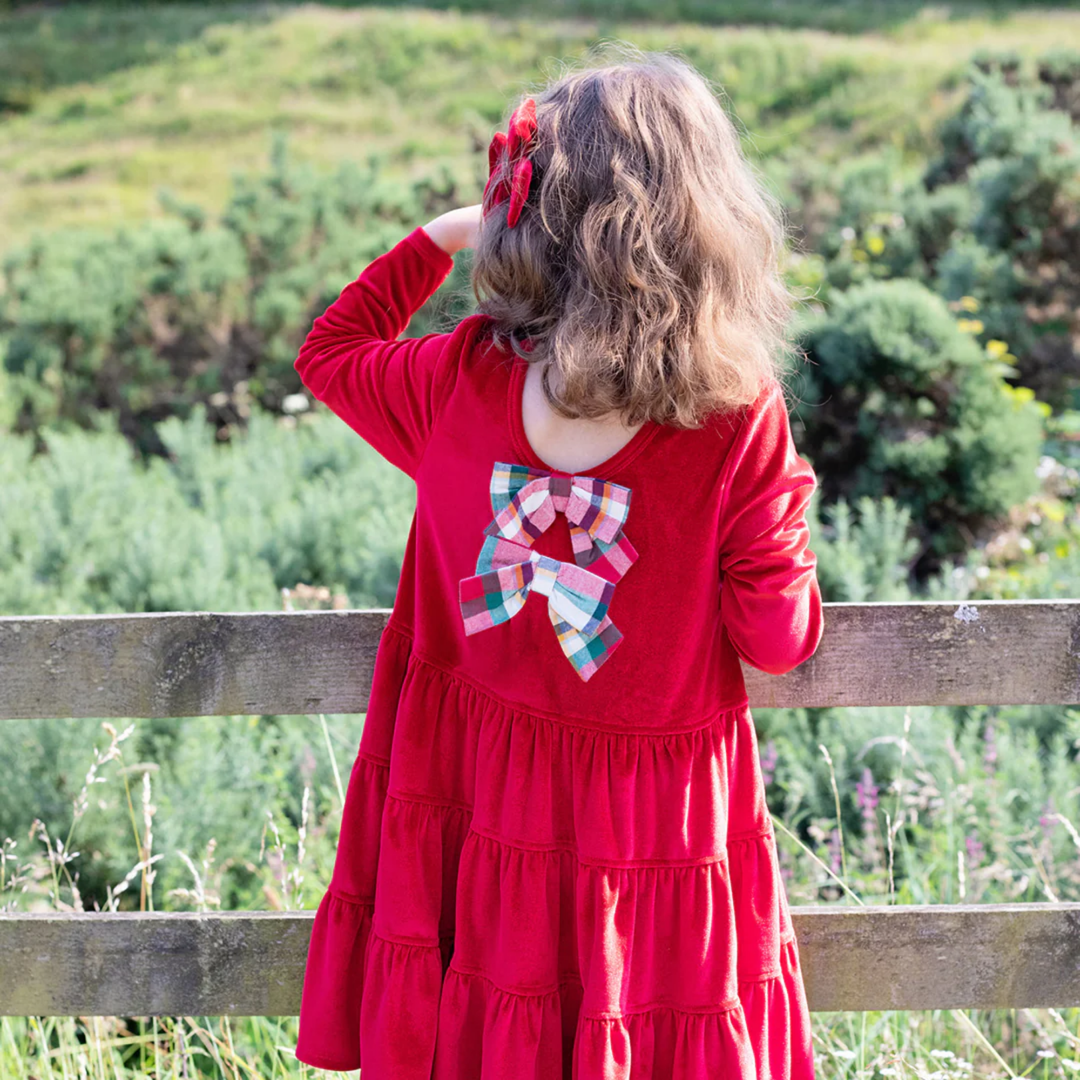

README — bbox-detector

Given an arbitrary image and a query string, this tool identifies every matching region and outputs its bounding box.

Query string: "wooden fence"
[2,600,1080,1016]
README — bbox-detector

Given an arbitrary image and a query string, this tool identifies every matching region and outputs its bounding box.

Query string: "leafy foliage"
[794,278,1045,565]
[0,138,470,453]
[0,405,409,903]
[803,54,1080,408]
[0,405,415,615]
[810,496,919,603]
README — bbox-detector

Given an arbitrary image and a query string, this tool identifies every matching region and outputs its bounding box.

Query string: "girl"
[294,52,822,1080]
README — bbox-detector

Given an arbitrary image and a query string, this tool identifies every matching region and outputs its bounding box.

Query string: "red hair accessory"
[483,98,538,229]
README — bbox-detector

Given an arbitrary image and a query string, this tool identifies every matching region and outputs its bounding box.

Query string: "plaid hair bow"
[458,462,638,681]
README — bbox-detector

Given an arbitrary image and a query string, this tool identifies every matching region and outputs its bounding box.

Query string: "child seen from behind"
[294,51,823,1080]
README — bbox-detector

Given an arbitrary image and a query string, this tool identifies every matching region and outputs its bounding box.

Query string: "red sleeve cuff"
[405,225,456,276]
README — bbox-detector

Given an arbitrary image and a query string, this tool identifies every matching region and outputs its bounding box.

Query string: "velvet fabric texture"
[483,98,537,228]
[293,226,824,1078]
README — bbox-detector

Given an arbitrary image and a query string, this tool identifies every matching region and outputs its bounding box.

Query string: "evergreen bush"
[0,137,472,453]
[810,54,1080,408]
[0,405,415,616]
[793,278,1044,564]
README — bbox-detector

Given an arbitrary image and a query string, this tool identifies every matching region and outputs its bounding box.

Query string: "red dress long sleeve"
[293,227,823,1079]
[294,225,462,477]
[718,383,823,676]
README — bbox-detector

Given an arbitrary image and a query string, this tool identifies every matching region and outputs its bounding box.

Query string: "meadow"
[3,3,1080,244]
[3,2,1080,1078]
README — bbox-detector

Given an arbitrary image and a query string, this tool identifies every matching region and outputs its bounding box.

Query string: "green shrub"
[793,278,1045,565]
[810,496,919,602]
[0,137,472,453]
[806,152,973,296]
[0,405,409,905]
[931,66,1080,405]
[0,405,415,615]
[810,55,1080,409]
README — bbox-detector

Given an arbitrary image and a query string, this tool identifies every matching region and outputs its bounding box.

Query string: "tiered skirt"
[296,624,814,1079]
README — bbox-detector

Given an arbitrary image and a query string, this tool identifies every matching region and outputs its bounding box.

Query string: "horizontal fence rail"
[2,904,1080,1016]
[3,600,1080,719]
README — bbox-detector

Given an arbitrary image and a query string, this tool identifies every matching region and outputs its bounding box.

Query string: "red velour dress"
[293,226,824,1079]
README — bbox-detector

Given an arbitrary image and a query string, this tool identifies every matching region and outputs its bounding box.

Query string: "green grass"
[304,0,1080,35]
[5,0,1080,36]
[3,4,1080,247]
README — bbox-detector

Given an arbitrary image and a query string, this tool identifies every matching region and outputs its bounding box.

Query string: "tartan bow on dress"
[485,462,638,580]
[458,462,637,682]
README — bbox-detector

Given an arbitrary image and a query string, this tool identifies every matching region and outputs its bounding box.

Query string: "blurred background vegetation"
[3,2,1080,1078]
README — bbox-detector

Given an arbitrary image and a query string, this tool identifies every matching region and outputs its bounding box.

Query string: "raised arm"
[718,381,824,676]
[294,225,460,477]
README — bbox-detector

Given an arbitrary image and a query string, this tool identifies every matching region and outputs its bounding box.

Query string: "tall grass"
[0,704,359,1079]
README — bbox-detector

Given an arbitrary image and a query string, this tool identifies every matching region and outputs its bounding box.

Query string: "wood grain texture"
[746,600,1080,709]
[795,903,1080,1011]
[0,609,390,720]
[3,904,1079,1015]
[0,912,309,1017]
[2,601,1080,719]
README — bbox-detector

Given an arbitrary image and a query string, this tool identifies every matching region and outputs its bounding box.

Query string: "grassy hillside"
[3,3,1080,246]
[5,0,1074,34]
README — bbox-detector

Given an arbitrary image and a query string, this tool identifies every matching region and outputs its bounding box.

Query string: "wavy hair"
[472,50,793,428]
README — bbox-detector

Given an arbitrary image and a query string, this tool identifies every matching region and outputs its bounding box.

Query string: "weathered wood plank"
[0,609,390,720]
[2,601,1080,719]
[2,904,1079,1015]
[744,599,1080,709]
[795,903,1080,1011]
[0,912,309,1017]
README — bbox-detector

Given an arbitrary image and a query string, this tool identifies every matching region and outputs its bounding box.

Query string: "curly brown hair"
[472,49,793,429]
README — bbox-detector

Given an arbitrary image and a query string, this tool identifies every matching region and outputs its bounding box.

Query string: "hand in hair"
[423,204,482,256]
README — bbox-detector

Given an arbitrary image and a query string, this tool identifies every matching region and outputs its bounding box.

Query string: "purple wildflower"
[983,722,998,772]
[965,834,985,868]
[1040,801,1056,843]
[856,767,879,815]
[759,740,778,787]
[828,828,843,874]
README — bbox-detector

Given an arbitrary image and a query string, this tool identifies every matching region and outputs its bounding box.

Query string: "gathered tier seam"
[378,794,777,851]
[324,888,374,908]
[467,825,729,870]
[385,790,474,814]
[326,922,803,999]
[379,792,779,866]
[448,965,745,1018]
[395,633,749,737]
[357,749,390,768]
[370,927,453,950]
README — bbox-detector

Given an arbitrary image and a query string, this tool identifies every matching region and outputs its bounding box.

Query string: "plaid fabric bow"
[460,536,623,682]
[483,98,537,229]
[458,462,637,681]
[486,462,638,581]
